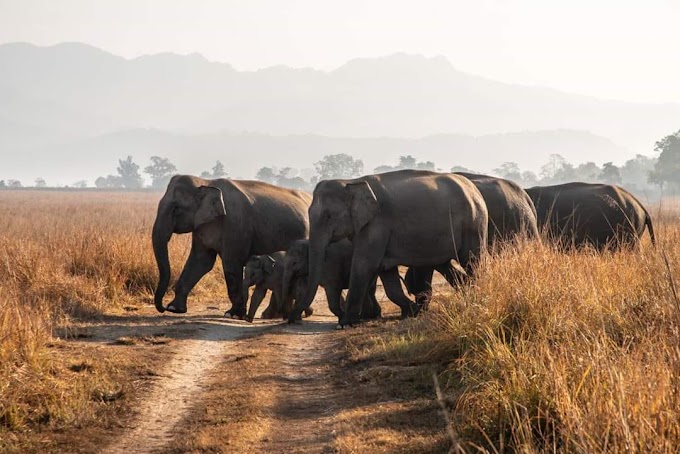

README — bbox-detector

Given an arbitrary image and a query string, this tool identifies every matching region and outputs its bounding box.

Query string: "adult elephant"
[280,239,382,320]
[455,172,539,244]
[152,175,312,316]
[406,172,539,305]
[525,182,655,250]
[288,169,488,327]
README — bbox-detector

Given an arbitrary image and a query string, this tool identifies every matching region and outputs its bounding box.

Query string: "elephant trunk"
[294,235,326,318]
[280,264,296,310]
[152,204,174,313]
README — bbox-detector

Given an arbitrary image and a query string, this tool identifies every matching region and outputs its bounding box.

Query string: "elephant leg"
[292,278,313,318]
[261,292,279,319]
[273,291,295,320]
[361,279,382,320]
[435,261,468,289]
[404,266,434,309]
[245,286,268,322]
[340,236,389,327]
[325,285,344,319]
[380,267,420,319]
[168,240,217,313]
[457,232,485,279]
[223,261,247,318]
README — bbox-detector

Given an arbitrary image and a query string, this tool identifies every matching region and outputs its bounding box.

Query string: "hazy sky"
[1,0,679,104]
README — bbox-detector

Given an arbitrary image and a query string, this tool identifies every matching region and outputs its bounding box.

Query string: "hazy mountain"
[0,42,677,183]
[6,128,625,186]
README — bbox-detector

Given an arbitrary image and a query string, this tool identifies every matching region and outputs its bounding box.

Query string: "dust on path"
[102,315,272,454]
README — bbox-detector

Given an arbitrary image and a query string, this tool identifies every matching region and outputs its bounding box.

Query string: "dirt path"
[253,319,342,453]
[91,281,439,453]
[99,315,271,454]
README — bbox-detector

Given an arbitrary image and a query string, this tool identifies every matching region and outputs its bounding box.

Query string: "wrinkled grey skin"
[242,251,314,321]
[282,239,382,320]
[406,172,540,304]
[152,175,311,316]
[455,172,539,244]
[288,169,488,327]
[526,182,655,250]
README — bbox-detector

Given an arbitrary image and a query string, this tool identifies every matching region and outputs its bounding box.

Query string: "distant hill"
[6,128,625,185]
[0,42,677,183]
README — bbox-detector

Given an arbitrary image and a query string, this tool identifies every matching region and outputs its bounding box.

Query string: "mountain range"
[1,42,678,184]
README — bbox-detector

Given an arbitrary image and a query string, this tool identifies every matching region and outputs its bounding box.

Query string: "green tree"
[493,162,522,181]
[599,162,621,185]
[650,129,680,189]
[620,154,657,191]
[521,171,538,187]
[314,154,364,180]
[450,165,474,173]
[34,177,47,188]
[540,154,568,181]
[144,156,177,188]
[201,160,227,179]
[416,160,435,171]
[117,156,143,189]
[7,180,22,188]
[575,162,601,182]
[255,167,277,184]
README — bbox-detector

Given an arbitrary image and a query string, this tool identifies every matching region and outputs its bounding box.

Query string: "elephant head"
[243,254,277,320]
[152,175,226,312]
[243,255,276,291]
[292,179,379,319]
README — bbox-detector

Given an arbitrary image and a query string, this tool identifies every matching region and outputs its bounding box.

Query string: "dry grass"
[352,208,680,453]
[0,190,224,449]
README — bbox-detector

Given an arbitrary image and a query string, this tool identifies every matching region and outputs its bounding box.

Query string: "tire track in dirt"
[253,319,342,454]
[104,318,269,454]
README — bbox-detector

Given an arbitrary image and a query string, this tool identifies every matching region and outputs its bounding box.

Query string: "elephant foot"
[338,315,361,328]
[303,307,314,318]
[165,303,187,314]
[287,310,305,324]
[224,309,245,320]
[400,303,421,319]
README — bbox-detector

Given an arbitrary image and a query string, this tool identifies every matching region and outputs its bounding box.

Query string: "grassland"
[349,201,680,452]
[0,191,223,451]
[0,190,678,453]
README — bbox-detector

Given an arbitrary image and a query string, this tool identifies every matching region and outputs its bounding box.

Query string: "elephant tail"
[642,206,656,247]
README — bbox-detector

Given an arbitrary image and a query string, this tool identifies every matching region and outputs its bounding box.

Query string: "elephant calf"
[243,252,312,322]
[282,239,382,320]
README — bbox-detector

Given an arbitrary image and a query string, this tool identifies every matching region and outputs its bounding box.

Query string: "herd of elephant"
[151,170,655,328]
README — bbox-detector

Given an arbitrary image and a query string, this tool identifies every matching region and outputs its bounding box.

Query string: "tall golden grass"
[0,191,223,439]
[371,205,680,452]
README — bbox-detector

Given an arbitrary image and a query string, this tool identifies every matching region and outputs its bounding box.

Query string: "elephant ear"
[262,255,276,274]
[346,181,379,233]
[194,186,226,228]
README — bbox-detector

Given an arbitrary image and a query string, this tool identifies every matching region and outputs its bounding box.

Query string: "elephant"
[455,172,539,244]
[288,169,488,327]
[525,182,655,250]
[242,251,313,322]
[281,239,382,320]
[152,175,312,316]
[405,172,540,305]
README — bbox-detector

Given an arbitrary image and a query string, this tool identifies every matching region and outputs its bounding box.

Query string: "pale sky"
[1,0,679,104]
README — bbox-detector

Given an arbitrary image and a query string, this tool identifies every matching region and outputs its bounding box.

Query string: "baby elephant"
[242,251,312,322]
[282,239,382,320]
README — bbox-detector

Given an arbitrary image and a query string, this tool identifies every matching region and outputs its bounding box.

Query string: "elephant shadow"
[55,313,280,344]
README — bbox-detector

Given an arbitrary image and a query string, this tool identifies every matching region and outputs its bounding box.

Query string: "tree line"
[2,129,679,193]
